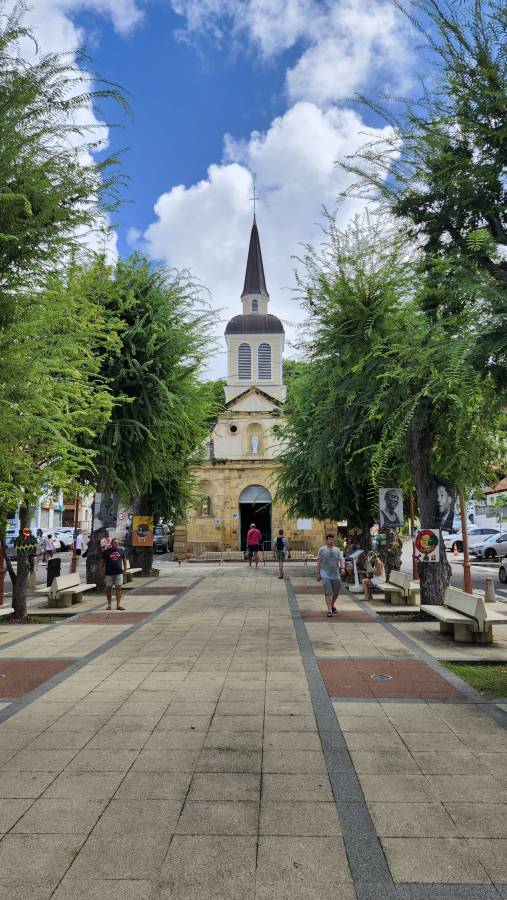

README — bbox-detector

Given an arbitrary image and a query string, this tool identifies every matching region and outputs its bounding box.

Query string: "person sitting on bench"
[362,552,384,600]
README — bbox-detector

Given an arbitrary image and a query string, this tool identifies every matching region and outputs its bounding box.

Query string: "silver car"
[472,532,507,559]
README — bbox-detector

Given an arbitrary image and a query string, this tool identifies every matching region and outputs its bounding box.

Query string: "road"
[401,541,507,602]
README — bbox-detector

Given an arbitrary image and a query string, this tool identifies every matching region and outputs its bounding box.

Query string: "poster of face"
[433,480,456,532]
[378,488,403,528]
[93,492,119,530]
[132,516,153,547]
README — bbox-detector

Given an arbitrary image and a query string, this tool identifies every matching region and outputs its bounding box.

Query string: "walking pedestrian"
[74,531,83,556]
[275,529,289,579]
[316,534,345,617]
[43,534,54,566]
[100,538,127,610]
[246,523,262,569]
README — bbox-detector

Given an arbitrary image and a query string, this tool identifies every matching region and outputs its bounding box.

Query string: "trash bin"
[47,557,61,587]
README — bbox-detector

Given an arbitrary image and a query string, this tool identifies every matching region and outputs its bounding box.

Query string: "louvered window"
[251,298,259,312]
[258,343,272,379]
[238,343,252,380]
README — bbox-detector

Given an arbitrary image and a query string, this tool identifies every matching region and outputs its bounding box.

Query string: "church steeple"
[242,217,268,299]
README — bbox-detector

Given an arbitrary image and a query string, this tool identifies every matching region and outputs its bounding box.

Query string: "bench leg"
[453,623,474,643]
[126,573,134,583]
[53,595,72,609]
[71,592,83,605]
[474,627,493,645]
[439,622,453,635]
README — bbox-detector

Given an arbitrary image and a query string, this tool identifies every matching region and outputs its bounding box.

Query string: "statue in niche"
[251,435,259,453]
[200,496,211,516]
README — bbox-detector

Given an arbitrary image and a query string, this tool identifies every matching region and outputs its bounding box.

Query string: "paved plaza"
[0,564,505,898]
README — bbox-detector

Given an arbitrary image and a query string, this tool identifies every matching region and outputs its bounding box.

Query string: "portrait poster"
[132,516,153,547]
[433,480,456,532]
[378,488,403,528]
[93,492,119,531]
[414,529,440,562]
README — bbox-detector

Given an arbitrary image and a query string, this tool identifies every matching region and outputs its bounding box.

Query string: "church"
[184,216,333,553]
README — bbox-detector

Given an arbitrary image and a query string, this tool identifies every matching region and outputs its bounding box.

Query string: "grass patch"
[441,662,507,698]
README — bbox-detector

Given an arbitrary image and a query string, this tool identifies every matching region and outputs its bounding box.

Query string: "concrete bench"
[421,585,507,643]
[375,570,420,606]
[36,572,96,608]
[124,560,142,584]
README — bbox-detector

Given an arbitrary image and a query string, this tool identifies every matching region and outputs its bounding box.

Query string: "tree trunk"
[382,528,402,580]
[410,413,451,605]
[86,525,108,591]
[130,493,154,576]
[12,504,31,619]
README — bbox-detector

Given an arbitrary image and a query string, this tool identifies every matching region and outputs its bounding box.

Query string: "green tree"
[0,2,127,615]
[79,253,217,583]
[278,216,503,602]
[344,0,506,377]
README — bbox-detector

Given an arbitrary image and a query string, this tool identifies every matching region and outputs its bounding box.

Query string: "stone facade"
[184,217,334,553]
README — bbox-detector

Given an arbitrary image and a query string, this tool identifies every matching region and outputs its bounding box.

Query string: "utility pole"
[70,494,80,574]
[459,487,473,594]
[409,493,418,580]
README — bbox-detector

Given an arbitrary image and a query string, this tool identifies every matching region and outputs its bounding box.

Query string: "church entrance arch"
[239,485,272,551]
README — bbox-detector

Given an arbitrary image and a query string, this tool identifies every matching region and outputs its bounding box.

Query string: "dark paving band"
[0,577,203,727]
[286,578,506,900]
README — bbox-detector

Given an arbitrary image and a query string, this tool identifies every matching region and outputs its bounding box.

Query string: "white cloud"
[143,102,392,376]
[170,0,415,103]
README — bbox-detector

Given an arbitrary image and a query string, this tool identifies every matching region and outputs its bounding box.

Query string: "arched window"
[258,342,272,379]
[238,343,251,380]
[251,298,259,312]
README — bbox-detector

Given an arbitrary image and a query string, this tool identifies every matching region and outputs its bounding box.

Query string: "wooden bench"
[375,570,420,606]
[35,572,96,608]
[421,585,507,643]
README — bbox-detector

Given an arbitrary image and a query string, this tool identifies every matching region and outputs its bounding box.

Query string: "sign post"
[459,487,473,594]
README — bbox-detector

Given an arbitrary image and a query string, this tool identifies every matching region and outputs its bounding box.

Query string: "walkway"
[0,565,505,898]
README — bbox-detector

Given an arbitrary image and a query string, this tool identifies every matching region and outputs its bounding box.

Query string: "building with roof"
[183,217,333,553]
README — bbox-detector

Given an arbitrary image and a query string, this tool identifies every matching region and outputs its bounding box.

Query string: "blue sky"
[14,0,421,375]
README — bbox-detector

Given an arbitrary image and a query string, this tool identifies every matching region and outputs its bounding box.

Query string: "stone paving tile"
[161,835,257,900]
[368,801,458,837]
[255,836,354,899]
[176,800,259,835]
[262,774,333,802]
[259,801,341,836]
[0,833,87,885]
[53,879,157,899]
[12,799,107,834]
[381,837,491,883]
[0,799,33,832]
[187,773,260,802]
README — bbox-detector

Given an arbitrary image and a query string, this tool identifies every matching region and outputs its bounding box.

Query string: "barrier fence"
[173,541,312,566]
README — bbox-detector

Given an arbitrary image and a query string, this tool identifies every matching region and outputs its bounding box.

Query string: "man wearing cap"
[246,523,262,569]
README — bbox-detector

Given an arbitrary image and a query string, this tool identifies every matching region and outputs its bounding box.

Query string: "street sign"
[414,529,440,562]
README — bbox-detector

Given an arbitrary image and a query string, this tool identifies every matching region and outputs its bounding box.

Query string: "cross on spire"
[250,179,259,218]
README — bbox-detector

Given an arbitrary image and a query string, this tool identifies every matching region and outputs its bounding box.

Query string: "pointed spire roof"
[241,217,268,297]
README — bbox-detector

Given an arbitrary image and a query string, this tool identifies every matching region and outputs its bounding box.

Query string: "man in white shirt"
[316,534,345,617]
[74,532,83,556]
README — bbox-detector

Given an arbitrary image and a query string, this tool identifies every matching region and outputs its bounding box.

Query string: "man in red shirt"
[246,523,262,569]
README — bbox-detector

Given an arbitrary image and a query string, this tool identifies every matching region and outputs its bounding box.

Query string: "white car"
[443,526,500,553]
[499,558,507,584]
[472,532,507,559]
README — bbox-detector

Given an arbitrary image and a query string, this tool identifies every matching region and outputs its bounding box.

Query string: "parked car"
[52,528,76,552]
[471,532,507,559]
[499,558,507,584]
[443,526,500,553]
[153,525,171,553]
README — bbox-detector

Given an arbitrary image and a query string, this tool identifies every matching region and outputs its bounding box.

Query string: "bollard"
[484,577,496,604]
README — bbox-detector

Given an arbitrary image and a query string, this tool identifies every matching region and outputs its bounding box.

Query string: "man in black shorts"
[100,538,127,610]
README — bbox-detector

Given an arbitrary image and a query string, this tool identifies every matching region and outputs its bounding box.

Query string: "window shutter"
[238,343,252,379]
[258,343,271,379]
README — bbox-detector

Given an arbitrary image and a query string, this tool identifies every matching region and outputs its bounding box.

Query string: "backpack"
[276,536,284,552]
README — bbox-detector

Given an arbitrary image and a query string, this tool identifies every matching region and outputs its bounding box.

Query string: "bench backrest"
[389,571,410,592]
[445,586,486,630]
[53,573,81,593]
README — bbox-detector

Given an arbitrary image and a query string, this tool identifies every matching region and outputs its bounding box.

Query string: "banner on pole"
[414,529,440,562]
[132,516,153,547]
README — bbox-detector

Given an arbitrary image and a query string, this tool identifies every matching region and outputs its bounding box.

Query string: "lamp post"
[70,494,80,575]
[459,487,473,594]
[409,493,418,580]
